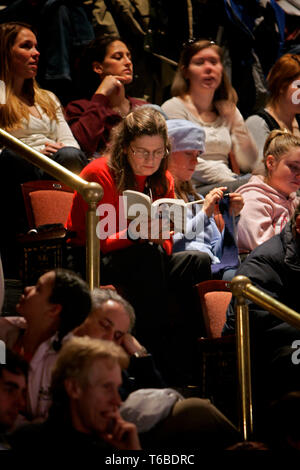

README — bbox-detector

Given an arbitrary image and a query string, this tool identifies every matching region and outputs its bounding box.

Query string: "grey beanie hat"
[166,119,206,154]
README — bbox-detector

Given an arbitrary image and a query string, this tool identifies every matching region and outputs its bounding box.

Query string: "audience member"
[223,203,300,409]
[65,35,147,157]
[166,119,243,280]
[246,53,300,163]
[236,130,300,252]
[0,22,88,276]
[0,350,28,450]
[161,39,257,190]
[0,268,91,420]
[7,336,141,452]
[73,288,240,450]
[66,106,211,370]
[0,22,87,172]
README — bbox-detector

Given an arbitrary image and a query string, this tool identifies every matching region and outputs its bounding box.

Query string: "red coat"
[66,156,175,254]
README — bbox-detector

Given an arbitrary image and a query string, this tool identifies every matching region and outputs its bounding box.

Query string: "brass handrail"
[0,128,103,289]
[231,275,300,441]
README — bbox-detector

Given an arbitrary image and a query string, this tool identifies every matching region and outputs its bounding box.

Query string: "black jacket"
[223,221,300,343]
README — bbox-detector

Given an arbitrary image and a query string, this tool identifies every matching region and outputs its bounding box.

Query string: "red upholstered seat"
[18,180,74,285]
[202,290,233,338]
[195,280,236,417]
[29,190,74,227]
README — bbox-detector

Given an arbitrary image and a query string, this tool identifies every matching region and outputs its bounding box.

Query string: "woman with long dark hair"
[65,35,147,157]
[67,106,211,380]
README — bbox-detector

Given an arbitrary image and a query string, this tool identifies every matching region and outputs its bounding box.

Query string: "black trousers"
[100,243,212,382]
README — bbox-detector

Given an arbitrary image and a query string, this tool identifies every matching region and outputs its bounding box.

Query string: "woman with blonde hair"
[237,130,300,252]
[0,22,87,275]
[161,39,257,188]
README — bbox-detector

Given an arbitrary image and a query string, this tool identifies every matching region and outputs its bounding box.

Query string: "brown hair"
[0,22,58,130]
[171,39,237,106]
[108,106,171,198]
[267,54,300,107]
[174,180,198,202]
[263,129,300,174]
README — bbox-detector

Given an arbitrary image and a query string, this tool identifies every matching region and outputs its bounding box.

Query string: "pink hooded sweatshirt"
[237,175,300,251]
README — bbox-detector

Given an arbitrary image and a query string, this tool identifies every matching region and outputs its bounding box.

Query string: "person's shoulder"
[237,175,264,194]
[39,89,61,107]
[246,113,265,125]
[6,420,49,450]
[238,233,284,272]
[161,96,181,109]
[129,97,148,107]
[80,156,113,182]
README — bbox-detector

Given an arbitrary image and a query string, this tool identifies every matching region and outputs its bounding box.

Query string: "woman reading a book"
[167,119,244,280]
[66,106,211,382]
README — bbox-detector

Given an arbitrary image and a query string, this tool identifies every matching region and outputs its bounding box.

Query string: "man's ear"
[64,378,82,399]
[92,61,103,75]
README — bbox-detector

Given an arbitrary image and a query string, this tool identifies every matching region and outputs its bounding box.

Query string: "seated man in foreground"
[7,336,141,452]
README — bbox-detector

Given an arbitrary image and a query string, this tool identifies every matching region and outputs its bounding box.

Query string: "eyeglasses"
[129,145,167,160]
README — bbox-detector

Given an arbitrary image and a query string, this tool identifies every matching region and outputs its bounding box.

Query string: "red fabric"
[204,291,232,338]
[30,190,74,227]
[64,94,147,155]
[66,156,175,254]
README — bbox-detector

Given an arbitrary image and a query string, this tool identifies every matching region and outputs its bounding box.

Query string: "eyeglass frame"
[129,145,169,160]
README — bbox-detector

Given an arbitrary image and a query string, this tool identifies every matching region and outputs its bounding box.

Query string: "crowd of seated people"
[0,11,300,452]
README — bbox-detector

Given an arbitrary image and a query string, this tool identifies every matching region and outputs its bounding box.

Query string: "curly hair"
[108,106,171,198]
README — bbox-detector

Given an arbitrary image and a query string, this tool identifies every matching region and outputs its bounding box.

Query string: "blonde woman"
[0,22,87,275]
[237,130,300,252]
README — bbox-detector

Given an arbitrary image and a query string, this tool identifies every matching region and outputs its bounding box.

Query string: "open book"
[123,189,203,233]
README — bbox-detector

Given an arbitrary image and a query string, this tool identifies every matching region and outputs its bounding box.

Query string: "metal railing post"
[0,129,103,290]
[231,275,254,441]
[82,183,103,290]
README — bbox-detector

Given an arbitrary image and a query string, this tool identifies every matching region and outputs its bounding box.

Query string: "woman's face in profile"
[185,47,223,91]
[168,150,199,182]
[98,40,133,84]
[266,147,300,197]
[10,28,40,80]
